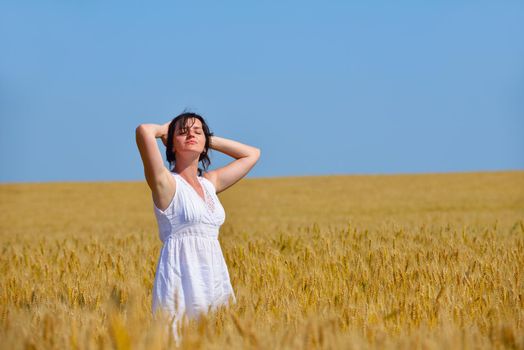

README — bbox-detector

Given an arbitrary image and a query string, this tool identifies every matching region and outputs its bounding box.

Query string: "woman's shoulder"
[201,171,218,192]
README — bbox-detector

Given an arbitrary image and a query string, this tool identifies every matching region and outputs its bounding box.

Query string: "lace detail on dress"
[174,173,216,214]
[202,182,216,213]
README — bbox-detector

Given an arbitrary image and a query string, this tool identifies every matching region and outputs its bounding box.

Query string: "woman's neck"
[173,162,200,181]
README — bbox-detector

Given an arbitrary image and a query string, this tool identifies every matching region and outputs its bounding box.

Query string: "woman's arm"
[135,122,172,193]
[205,136,261,193]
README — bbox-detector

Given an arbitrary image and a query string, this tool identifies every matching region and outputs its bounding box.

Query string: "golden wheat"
[0,171,523,349]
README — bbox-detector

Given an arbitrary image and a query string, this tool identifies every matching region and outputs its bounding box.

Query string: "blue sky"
[1,0,523,182]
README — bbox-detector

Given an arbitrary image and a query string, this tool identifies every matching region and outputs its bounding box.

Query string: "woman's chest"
[173,185,226,225]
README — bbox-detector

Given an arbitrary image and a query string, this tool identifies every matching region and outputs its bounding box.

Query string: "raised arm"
[135,122,173,197]
[204,136,260,193]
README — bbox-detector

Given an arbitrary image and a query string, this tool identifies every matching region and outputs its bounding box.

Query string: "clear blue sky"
[1,0,523,182]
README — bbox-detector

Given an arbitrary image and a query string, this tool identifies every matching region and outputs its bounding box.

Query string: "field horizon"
[1,170,523,349]
[2,168,522,184]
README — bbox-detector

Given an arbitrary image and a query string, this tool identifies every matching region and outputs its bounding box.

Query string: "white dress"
[151,171,236,342]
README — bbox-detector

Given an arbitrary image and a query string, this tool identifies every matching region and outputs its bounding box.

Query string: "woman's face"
[172,118,206,156]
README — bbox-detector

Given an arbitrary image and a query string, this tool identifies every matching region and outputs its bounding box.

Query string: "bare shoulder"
[202,170,219,192]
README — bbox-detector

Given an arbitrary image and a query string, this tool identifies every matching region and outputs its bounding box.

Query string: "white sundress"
[151,171,236,342]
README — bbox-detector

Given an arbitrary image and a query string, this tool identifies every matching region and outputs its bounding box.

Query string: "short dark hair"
[166,112,214,176]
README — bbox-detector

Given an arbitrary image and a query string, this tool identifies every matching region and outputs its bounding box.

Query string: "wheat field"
[1,171,523,349]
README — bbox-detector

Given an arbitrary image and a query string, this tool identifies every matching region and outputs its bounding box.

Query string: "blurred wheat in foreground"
[1,171,523,349]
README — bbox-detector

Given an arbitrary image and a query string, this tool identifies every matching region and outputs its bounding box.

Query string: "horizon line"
[1,168,522,185]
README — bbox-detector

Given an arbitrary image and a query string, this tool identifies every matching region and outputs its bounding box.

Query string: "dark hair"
[166,112,214,176]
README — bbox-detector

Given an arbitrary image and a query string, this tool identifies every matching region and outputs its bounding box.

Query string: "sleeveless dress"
[151,171,236,342]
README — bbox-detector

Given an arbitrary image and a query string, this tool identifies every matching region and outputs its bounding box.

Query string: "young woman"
[135,112,260,342]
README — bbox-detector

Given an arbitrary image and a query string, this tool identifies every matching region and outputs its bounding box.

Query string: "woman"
[135,112,260,342]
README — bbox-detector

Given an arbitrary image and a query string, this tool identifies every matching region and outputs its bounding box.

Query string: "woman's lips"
[186,141,197,144]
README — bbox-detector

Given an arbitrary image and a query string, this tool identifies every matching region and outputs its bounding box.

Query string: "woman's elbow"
[252,147,261,161]
[135,124,146,135]
[135,124,154,139]
[135,124,152,146]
